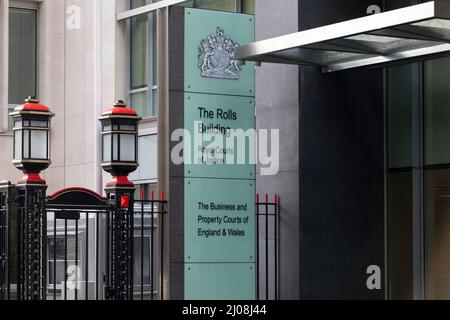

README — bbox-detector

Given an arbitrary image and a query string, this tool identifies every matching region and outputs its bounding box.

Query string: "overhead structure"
[235,1,450,72]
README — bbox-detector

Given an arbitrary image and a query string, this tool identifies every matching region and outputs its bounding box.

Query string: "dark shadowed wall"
[298,0,385,299]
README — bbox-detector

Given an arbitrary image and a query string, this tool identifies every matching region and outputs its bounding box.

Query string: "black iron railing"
[0,185,279,301]
[0,183,13,300]
[256,194,280,301]
[133,191,167,301]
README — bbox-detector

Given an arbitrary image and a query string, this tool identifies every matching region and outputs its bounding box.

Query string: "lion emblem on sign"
[198,27,242,80]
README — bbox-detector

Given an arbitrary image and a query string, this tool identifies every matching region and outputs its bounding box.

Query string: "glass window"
[194,0,236,11]
[130,0,157,118]
[385,0,422,301]
[387,64,419,169]
[130,91,149,119]
[47,236,77,285]
[8,8,37,129]
[425,168,450,299]
[180,0,253,13]
[8,8,37,104]
[134,236,151,285]
[132,181,158,298]
[130,134,157,182]
[242,0,255,14]
[386,49,420,301]
[388,171,413,299]
[135,183,158,200]
[424,57,450,165]
[131,6,147,89]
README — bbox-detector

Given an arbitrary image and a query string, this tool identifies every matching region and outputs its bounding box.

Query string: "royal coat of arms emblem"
[198,27,242,80]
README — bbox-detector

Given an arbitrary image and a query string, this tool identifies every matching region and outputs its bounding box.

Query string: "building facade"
[2,0,450,300]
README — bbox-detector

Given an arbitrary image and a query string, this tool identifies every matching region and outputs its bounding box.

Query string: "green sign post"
[169,7,255,300]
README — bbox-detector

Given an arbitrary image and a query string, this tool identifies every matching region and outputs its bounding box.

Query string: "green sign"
[184,8,255,97]
[181,8,256,300]
[185,178,255,262]
[184,92,256,179]
[185,263,255,300]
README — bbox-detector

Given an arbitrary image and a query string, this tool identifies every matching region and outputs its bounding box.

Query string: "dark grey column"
[298,0,385,299]
[168,7,185,300]
[255,0,300,300]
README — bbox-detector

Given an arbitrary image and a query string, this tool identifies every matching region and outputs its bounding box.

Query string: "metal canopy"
[235,1,450,72]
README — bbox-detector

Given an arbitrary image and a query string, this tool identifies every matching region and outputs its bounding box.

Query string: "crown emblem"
[198,27,242,80]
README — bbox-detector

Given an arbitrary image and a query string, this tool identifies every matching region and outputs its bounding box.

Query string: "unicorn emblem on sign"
[198,27,242,80]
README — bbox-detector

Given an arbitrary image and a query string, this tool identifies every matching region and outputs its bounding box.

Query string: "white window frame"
[127,1,158,120]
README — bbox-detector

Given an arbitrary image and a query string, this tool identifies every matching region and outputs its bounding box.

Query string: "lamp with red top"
[10,97,54,185]
[99,100,141,188]
[99,100,140,300]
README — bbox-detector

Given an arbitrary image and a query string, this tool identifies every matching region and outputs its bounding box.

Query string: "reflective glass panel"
[424,56,450,165]
[30,130,47,159]
[120,134,136,162]
[14,130,22,160]
[103,134,112,162]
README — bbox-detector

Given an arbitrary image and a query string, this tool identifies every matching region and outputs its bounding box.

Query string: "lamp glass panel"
[14,130,22,160]
[30,129,47,159]
[30,120,48,128]
[48,131,51,161]
[113,134,119,161]
[103,134,111,162]
[120,134,136,162]
[23,129,29,159]
[120,125,136,131]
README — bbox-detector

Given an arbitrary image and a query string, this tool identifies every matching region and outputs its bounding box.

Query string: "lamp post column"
[99,101,141,300]
[15,180,47,300]
[105,178,135,300]
[10,97,54,300]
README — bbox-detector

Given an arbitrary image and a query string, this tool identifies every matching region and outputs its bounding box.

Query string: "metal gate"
[45,188,110,300]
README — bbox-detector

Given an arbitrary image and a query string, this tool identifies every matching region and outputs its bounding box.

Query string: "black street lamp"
[100,100,141,188]
[99,100,141,300]
[9,97,54,300]
[10,97,54,185]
